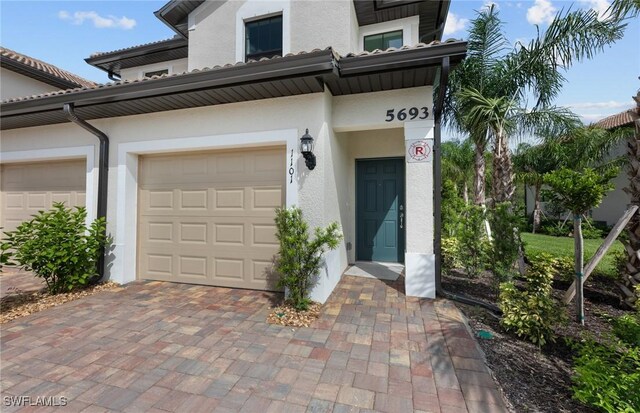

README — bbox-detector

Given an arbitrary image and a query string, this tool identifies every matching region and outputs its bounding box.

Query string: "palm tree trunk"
[492,130,515,204]
[623,95,640,306]
[532,182,542,233]
[473,143,486,206]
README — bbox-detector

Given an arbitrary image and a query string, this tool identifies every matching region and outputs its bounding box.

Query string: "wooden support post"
[574,215,584,325]
[563,205,639,304]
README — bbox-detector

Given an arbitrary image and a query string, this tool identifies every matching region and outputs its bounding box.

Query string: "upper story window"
[144,69,169,78]
[364,30,403,52]
[245,15,283,61]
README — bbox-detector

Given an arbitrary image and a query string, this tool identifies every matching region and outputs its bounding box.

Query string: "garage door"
[0,160,86,235]
[138,147,285,291]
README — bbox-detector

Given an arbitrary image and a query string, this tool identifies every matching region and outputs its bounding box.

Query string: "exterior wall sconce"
[300,128,316,170]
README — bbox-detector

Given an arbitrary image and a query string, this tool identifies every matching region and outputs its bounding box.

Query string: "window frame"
[358,16,418,52]
[363,29,404,52]
[244,14,284,62]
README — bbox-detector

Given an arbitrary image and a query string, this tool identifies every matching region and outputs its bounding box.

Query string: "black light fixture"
[300,128,316,170]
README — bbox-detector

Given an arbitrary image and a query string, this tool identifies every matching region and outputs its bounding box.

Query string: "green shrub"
[572,339,640,412]
[0,239,12,272]
[442,237,462,273]
[528,251,574,283]
[540,221,572,237]
[581,218,605,239]
[499,258,563,346]
[4,203,108,294]
[612,313,640,348]
[274,207,342,311]
[457,205,489,278]
[488,203,523,282]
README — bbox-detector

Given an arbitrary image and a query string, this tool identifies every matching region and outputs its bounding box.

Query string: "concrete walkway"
[0,275,507,412]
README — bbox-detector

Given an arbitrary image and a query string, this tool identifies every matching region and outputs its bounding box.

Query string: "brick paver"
[0,268,45,299]
[0,275,508,412]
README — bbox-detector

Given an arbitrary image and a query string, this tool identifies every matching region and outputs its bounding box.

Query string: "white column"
[404,120,435,298]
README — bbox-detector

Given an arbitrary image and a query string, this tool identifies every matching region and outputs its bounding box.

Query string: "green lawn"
[521,232,623,277]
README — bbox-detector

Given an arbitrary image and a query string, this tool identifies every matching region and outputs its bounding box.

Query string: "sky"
[0,0,638,124]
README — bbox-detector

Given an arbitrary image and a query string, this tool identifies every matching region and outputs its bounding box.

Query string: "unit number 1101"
[385,107,429,122]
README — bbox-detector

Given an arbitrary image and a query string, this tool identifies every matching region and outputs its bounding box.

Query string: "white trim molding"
[112,128,300,284]
[235,1,291,63]
[358,16,419,52]
[0,145,98,226]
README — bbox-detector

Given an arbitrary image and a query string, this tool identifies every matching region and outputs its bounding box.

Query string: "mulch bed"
[443,269,632,413]
[266,301,321,328]
[0,282,121,324]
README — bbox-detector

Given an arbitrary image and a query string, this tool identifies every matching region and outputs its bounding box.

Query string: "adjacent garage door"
[0,160,86,235]
[138,147,285,291]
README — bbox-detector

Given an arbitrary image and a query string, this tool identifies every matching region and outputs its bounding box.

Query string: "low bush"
[457,205,489,278]
[0,239,11,272]
[612,313,640,348]
[442,237,462,273]
[528,251,574,283]
[274,207,342,311]
[4,203,108,294]
[572,339,640,413]
[499,258,564,346]
[540,221,572,237]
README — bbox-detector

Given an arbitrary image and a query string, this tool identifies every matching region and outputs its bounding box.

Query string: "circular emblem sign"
[409,140,431,162]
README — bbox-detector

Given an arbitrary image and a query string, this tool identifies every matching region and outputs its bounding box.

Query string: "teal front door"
[356,158,405,263]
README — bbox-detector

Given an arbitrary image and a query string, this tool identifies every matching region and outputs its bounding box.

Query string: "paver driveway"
[0,275,507,413]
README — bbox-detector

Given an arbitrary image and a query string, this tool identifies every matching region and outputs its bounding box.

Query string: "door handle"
[400,212,404,229]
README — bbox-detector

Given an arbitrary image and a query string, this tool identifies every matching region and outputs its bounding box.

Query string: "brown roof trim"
[154,0,205,39]
[2,48,336,115]
[1,41,467,129]
[85,37,188,76]
[1,47,97,89]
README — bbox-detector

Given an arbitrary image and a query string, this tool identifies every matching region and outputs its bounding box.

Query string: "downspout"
[433,57,501,315]
[63,103,109,282]
[107,71,120,82]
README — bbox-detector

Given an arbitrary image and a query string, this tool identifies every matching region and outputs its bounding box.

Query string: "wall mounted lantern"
[300,128,316,170]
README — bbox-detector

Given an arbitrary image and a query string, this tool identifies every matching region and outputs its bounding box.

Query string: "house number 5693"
[385,107,429,122]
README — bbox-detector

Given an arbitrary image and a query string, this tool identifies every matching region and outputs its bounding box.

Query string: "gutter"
[63,103,109,282]
[433,56,502,315]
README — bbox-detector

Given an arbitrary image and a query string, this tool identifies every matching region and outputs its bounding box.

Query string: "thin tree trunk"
[463,182,469,205]
[574,215,585,326]
[532,183,542,234]
[474,143,486,206]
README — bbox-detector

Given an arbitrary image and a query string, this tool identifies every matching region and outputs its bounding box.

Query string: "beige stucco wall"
[187,0,377,70]
[1,85,434,301]
[119,58,189,81]
[0,68,60,100]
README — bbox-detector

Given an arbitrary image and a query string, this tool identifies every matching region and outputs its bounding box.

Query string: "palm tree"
[442,6,626,205]
[623,91,640,306]
[442,139,474,203]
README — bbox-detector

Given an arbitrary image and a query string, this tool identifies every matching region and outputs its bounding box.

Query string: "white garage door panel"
[0,160,86,234]
[138,148,284,290]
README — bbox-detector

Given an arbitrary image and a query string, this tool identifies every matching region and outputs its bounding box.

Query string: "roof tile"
[1,46,97,89]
